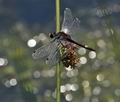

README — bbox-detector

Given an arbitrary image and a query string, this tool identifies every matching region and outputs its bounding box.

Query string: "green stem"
[56,0,60,32]
[56,0,61,102]
[56,63,61,102]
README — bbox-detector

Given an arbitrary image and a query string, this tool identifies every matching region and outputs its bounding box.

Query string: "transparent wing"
[61,8,74,33]
[47,48,60,67]
[69,18,80,34]
[68,18,81,41]
[32,40,58,59]
[61,8,81,42]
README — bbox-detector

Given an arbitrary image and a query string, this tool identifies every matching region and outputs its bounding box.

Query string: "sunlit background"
[0,0,120,102]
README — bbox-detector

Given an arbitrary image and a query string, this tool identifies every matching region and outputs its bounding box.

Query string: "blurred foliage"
[0,0,120,102]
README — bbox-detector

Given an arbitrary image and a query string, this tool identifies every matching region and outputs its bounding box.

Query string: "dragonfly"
[32,8,95,68]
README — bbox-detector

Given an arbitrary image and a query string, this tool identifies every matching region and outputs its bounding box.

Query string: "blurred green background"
[0,0,120,102]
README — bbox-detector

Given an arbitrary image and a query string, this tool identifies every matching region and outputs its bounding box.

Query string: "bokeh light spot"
[0,58,8,67]
[27,39,36,47]
[33,71,41,78]
[65,83,72,91]
[93,86,101,95]
[97,39,106,48]
[78,48,86,55]
[82,80,90,88]
[89,51,96,59]
[9,78,17,86]
[4,80,11,88]
[80,57,87,64]
[60,85,66,93]
[71,84,79,91]
[114,89,120,97]
[96,74,104,81]
[65,93,73,101]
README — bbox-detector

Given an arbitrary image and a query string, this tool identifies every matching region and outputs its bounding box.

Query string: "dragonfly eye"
[49,33,54,38]
[49,32,56,38]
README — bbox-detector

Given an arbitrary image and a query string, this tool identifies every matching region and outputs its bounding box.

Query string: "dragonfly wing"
[61,8,81,42]
[47,48,60,67]
[69,18,80,36]
[69,17,81,41]
[32,40,58,59]
[61,8,74,34]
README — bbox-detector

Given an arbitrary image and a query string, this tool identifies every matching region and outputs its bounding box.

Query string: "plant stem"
[56,63,61,102]
[56,0,60,32]
[56,0,61,102]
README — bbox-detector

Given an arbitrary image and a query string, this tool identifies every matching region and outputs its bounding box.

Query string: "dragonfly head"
[49,32,56,38]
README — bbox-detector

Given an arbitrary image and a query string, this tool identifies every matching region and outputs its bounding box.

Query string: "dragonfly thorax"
[49,32,69,40]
